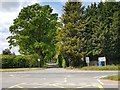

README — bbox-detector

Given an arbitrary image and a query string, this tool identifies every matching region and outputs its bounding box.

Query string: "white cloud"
[0,0,39,55]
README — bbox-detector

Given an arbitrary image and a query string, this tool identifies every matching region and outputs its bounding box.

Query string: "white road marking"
[43,78,46,80]
[9,83,25,88]
[34,87,38,88]
[9,75,14,77]
[77,84,104,90]
[8,82,105,89]
[67,75,71,77]
[98,74,118,79]
[51,84,64,88]
[97,79,104,85]
[64,78,67,82]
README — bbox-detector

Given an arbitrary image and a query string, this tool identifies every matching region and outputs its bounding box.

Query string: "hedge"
[0,54,44,68]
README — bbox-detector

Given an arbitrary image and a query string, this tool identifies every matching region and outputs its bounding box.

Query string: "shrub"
[1,54,43,68]
[1,55,15,68]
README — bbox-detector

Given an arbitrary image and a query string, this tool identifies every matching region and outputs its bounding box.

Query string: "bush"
[1,54,43,68]
[1,55,15,68]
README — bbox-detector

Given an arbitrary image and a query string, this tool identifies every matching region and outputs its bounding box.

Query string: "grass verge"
[103,75,120,81]
[80,65,119,70]
[0,68,44,72]
[66,65,119,70]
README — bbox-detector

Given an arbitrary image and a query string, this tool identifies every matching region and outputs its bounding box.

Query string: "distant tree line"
[6,0,120,68]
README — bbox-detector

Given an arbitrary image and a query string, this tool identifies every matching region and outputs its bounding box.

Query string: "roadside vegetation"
[55,1,120,68]
[0,68,44,72]
[66,65,119,70]
[80,65,119,70]
[0,1,119,69]
[0,54,43,68]
[103,75,120,81]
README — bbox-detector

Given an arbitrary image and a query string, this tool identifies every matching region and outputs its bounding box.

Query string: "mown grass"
[80,65,119,70]
[0,68,44,72]
[104,75,120,81]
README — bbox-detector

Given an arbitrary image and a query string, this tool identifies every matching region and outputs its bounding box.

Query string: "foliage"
[1,54,42,68]
[55,1,120,67]
[104,75,120,81]
[55,2,87,67]
[2,48,12,55]
[6,1,120,67]
[62,57,66,68]
[7,3,58,63]
[1,55,15,68]
[85,2,120,64]
[80,65,119,70]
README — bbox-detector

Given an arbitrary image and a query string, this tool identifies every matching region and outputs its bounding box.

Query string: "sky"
[0,0,119,55]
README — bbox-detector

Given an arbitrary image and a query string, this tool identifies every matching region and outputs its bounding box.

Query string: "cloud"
[0,0,40,55]
[19,0,38,8]
[0,2,20,12]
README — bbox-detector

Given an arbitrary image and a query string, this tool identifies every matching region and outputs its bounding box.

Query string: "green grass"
[80,65,119,70]
[0,68,44,72]
[104,75,120,81]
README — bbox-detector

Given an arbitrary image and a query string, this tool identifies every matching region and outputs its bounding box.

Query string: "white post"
[105,61,106,66]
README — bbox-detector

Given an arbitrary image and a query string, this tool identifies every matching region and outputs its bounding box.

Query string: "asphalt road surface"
[1,68,119,90]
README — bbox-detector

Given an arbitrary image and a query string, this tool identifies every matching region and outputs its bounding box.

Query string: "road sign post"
[38,59,40,67]
[86,57,90,66]
[68,58,71,67]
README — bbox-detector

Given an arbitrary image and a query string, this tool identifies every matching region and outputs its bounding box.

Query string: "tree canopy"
[55,2,88,67]
[7,1,120,67]
[7,3,58,62]
[55,1,120,67]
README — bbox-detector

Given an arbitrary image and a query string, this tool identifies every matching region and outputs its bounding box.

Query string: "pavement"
[1,68,119,90]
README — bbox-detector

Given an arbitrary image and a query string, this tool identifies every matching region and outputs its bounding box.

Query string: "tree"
[93,1,120,64]
[7,3,58,63]
[108,2,120,64]
[2,48,11,55]
[84,2,98,56]
[85,1,120,64]
[55,1,87,67]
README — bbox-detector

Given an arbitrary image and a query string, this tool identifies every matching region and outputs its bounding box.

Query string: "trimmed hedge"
[0,54,44,68]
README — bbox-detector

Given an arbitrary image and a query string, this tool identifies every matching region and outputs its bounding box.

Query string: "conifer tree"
[55,1,87,67]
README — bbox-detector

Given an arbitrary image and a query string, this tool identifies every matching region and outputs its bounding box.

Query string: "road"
[1,68,119,90]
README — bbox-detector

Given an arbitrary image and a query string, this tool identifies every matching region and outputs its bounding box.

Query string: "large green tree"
[7,4,58,62]
[85,1,120,64]
[56,1,120,67]
[108,2,120,64]
[55,1,88,67]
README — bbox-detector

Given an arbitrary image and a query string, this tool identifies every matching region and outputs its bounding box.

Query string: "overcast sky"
[0,0,119,55]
